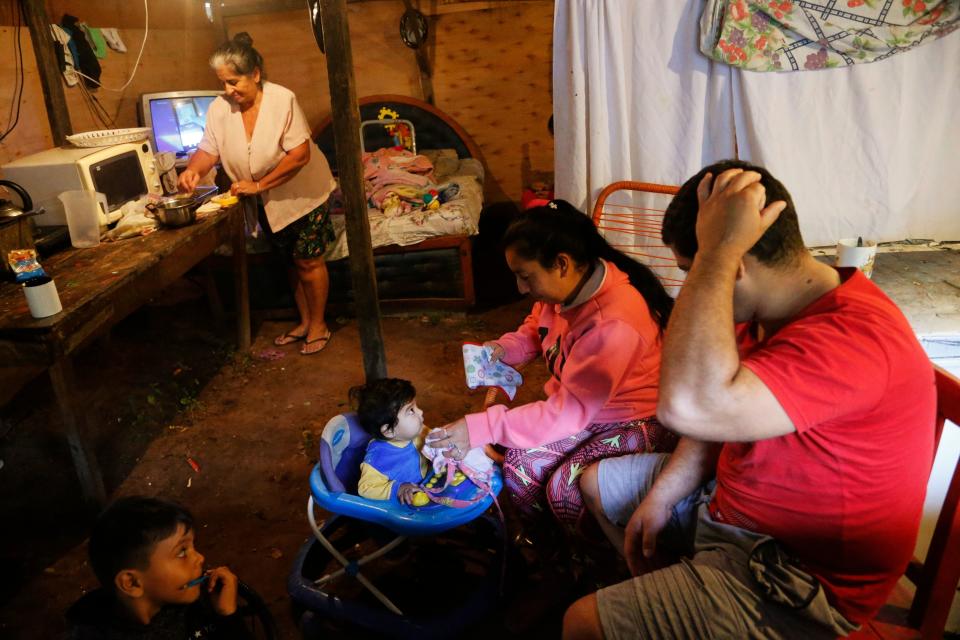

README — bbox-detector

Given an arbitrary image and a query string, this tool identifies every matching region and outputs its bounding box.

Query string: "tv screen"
[139,91,221,166]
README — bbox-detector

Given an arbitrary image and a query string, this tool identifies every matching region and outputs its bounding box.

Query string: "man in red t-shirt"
[563,160,935,640]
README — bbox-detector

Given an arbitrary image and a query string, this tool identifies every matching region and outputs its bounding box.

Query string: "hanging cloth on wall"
[48,24,79,87]
[100,28,127,53]
[80,24,108,59]
[699,0,960,71]
[60,14,101,88]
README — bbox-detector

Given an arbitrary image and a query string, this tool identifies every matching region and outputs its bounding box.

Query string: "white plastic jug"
[59,190,107,248]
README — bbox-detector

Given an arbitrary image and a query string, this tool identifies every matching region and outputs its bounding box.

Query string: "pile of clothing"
[363,148,460,218]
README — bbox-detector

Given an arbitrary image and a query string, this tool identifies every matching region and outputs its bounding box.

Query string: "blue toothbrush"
[182,573,209,589]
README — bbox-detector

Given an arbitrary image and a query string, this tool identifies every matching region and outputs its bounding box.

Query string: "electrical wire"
[0,0,26,142]
[77,86,102,127]
[78,81,117,128]
[73,0,149,93]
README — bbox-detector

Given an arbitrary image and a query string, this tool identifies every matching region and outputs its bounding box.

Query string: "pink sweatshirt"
[465,260,663,449]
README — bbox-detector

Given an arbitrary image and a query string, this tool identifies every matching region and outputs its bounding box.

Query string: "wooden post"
[22,0,72,146]
[317,0,388,381]
[401,0,435,104]
[412,36,435,104]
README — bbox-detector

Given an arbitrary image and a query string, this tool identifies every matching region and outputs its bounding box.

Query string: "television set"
[138,90,221,167]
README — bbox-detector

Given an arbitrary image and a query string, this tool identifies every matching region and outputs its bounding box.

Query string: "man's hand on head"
[694,169,787,259]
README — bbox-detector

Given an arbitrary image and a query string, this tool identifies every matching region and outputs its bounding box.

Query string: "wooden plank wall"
[1,0,554,203]
[0,3,55,166]
[224,3,420,133]
[0,0,220,168]
[432,2,554,203]
[217,0,555,202]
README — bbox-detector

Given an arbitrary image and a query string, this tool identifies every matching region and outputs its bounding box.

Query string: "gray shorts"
[594,453,859,640]
[597,453,707,555]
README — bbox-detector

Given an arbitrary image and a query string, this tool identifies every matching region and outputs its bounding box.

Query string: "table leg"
[231,205,251,352]
[48,356,107,507]
[202,259,225,326]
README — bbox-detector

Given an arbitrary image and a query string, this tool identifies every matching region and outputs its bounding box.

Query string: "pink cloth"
[367,169,432,195]
[198,82,336,232]
[362,148,435,177]
[362,148,436,210]
[504,416,677,530]
[465,261,662,449]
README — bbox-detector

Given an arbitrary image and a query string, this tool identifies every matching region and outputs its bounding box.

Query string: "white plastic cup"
[59,190,107,248]
[22,276,63,318]
[836,238,878,279]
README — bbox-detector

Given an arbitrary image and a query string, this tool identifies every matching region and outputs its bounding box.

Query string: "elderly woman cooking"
[178,32,336,355]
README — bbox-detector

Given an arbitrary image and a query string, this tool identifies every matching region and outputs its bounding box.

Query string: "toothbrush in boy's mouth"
[182,573,209,590]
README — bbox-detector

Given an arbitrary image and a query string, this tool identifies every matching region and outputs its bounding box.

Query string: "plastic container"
[836,237,877,279]
[22,275,62,318]
[59,190,107,248]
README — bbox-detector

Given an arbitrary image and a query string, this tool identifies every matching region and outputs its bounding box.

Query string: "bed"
[314,95,487,310]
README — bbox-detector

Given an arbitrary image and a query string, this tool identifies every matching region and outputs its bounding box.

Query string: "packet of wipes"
[462,343,523,400]
[8,249,46,283]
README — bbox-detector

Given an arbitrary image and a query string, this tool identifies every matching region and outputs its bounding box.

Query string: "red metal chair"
[850,364,960,639]
[591,181,684,293]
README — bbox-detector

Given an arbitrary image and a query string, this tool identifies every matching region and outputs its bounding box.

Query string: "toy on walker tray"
[416,435,497,508]
[462,343,522,400]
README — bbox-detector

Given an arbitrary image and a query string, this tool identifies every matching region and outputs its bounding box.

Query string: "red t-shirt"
[710,268,935,624]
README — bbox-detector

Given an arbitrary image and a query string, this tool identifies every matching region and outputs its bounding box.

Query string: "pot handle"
[0,180,34,212]
[144,202,158,220]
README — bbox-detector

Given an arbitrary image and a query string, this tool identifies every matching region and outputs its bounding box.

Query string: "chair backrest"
[905,365,960,637]
[591,180,685,293]
[318,412,372,494]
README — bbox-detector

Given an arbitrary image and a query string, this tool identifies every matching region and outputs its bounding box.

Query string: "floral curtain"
[700,0,960,71]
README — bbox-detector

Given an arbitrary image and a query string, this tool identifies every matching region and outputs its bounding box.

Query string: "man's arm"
[658,170,794,442]
[623,437,721,575]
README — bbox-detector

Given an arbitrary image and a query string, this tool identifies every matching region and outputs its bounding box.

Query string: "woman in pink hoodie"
[429,200,678,531]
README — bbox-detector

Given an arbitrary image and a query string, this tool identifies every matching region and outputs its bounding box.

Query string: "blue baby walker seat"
[288,412,506,638]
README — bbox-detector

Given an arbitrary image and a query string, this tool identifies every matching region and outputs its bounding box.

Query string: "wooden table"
[0,205,250,507]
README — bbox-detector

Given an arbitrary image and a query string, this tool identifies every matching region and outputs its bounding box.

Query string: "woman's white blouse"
[199,81,336,231]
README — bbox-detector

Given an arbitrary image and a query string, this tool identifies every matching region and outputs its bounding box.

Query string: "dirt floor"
[0,277,609,639]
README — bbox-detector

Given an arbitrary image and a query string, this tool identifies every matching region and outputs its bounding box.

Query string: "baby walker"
[287,412,507,639]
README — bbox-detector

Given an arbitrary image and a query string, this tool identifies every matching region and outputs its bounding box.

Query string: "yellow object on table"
[212,193,239,207]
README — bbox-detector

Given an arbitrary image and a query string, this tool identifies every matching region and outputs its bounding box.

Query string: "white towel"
[462,343,522,400]
[421,428,495,478]
[100,27,127,53]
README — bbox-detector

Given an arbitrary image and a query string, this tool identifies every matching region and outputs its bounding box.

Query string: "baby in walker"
[352,378,493,506]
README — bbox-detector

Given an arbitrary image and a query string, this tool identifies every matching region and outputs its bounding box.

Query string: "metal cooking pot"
[145,195,198,228]
[144,187,218,228]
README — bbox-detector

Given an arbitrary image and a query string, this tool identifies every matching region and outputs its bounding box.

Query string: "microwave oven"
[1,140,162,227]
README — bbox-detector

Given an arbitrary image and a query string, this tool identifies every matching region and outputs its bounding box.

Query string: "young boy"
[352,378,430,505]
[65,496,253,639]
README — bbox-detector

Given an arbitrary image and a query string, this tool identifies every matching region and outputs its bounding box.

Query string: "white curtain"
[554,0,960,247]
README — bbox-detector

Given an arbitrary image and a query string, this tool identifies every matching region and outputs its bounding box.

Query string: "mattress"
[323,150,484,262]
